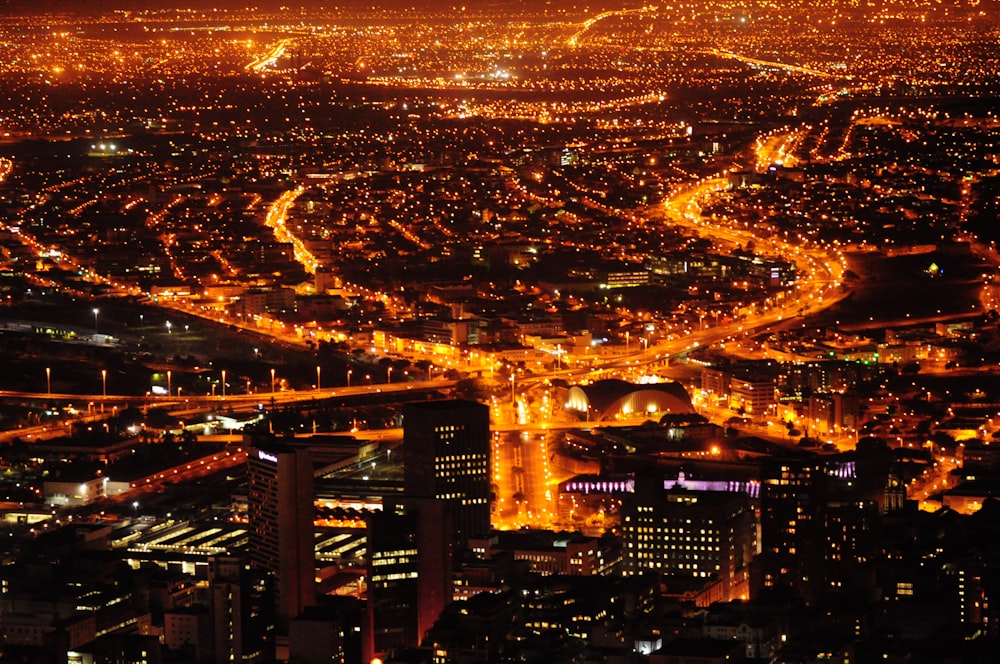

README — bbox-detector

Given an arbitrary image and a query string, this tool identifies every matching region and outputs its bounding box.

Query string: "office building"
[824,497,879,594]
[621,478,757,602]
[403,400,491,552]
[247,443,316,629]
[471,529,620,576]
[755,458,826,604]
[729,377,776,418]
[366,497,452,661]
[208,556,275,664]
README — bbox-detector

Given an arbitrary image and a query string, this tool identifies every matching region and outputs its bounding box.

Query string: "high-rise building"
[621,478,757,602]
[755,457,826,604]
[755,457,883,604]
[365,497,452,661]
[208,556,275,664]
[403,400,491,552]
[823,497,879,594]
[247,443,316,629]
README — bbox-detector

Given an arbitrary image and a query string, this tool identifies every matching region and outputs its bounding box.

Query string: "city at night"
[1,0,999,662]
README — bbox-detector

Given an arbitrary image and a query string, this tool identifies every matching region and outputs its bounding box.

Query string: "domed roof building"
[564,379,694,422]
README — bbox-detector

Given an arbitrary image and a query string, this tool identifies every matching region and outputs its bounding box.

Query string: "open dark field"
[812,244,987,331]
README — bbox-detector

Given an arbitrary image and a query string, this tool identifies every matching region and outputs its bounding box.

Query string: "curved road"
[501,131,851,528]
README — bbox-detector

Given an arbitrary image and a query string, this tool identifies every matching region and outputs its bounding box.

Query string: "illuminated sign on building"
[258,450,279,464]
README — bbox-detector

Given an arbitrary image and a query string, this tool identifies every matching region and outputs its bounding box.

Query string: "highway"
[704,48,837,79]
[245,39,292,72]
[0,379,454,409]
[0,379,457,445]
[513,185,847,390]
[567,6,657,46]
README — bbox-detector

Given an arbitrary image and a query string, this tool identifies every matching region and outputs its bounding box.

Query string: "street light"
[166,370,171,398]
[46,367,51,396]
[510,373,516,403]
[271,367,276,393]
[387,366,392,383]
[93,307,99,332]
[221,370,226,398]
[316,365,321,391]
[347,368,352,387]
[101,369,107,413]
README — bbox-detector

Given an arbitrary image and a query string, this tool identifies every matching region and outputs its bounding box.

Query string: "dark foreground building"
[403,399,491,554]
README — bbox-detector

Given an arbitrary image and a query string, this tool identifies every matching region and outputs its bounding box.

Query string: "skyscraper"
[755,457,826,604]
[247,443,316,629]
[403,399,491,553]
[365,497,452,661]
[209,556,275,664]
